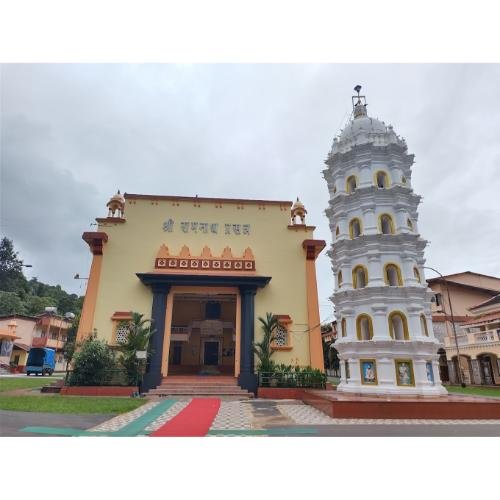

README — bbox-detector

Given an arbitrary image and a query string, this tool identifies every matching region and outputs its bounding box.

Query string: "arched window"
[379,213,395,235]
[333,185,337,194]
[407,218,414,231]
[337,271,343,288]
[384,263,403,286]
[346,175,357,194]
[356,314,373,341]
[420,314,429,336]
[413,266,421,283]
[341,318,346,337]
[352,265,368,289]
[375,171,390,188]
[401,175,407,185]
[335,225,340,238]
[349,218,362,239]
[388,311,410,340]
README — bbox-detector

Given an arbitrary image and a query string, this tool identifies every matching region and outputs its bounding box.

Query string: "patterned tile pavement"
[277,402,336,425]
[210,400,253,430]
[86,398,500,436]
[144,400,190,432]
[89,401,159,432]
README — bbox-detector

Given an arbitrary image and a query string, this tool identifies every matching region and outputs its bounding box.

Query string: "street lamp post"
[423,266,466,387]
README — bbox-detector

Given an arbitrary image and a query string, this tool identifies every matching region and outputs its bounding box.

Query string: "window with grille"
[274,324,288,347]
[115,323,129,344]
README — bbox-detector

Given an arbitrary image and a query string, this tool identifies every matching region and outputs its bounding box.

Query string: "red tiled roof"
[462,311,500,326]
[427,271,500,282]
[13,342,30,351]
[470,294,500,310]
[125,193,293,207]
[0,314,37,321]
[426,278,500,295]
[431,315,470,323]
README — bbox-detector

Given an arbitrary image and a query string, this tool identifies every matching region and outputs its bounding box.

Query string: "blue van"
[26,348,56,376]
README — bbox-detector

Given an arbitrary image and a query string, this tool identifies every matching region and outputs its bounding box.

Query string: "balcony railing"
[472,331,500,343]
[444,329,500,347]
[258,371,326,389]
[171,326,189,334]
[31,337,63,349]
[170,326,190,342]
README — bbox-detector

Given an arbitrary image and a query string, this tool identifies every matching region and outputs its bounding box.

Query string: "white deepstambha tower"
[323,86,446,395]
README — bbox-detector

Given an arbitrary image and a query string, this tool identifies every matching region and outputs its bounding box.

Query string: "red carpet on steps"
[150,398,221,437]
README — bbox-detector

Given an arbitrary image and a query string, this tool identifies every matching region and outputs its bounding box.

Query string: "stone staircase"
[146,375,253,399]
[0,364,11,375]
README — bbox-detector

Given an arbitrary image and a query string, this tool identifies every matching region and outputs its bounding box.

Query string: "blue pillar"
[238,285,258,393]
[142,284,170,392]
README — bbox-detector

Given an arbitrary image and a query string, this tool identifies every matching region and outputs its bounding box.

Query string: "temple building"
[323,86,446,395]
[76,192,325,392]
[427,272,500,385]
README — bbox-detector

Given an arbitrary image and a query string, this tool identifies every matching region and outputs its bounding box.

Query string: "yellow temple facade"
[77,192,325,392]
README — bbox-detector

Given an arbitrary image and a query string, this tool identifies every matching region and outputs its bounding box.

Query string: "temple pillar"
[142,284,170,392]
[76,232,108,342]
[238,285,258,393]
[303,239,327,371]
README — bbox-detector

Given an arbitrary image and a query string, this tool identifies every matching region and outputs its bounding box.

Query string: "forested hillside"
[0,237,83,316]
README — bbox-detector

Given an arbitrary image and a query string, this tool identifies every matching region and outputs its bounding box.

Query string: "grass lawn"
[0,394,147,414]
[446,386,500,398]
[0,376,62,393]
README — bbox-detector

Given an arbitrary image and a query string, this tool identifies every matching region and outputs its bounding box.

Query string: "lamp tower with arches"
[322,86,446,395]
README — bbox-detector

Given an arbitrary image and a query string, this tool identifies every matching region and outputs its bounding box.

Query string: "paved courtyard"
[4,398,500,437]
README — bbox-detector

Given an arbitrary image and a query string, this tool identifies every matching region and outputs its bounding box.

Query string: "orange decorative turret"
[106,190,125,218]
[291,197,307,225]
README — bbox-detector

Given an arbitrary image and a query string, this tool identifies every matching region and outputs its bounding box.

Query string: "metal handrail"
[258,371,326,389]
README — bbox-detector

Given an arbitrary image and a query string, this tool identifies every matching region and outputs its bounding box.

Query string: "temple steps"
[146,376,253,398]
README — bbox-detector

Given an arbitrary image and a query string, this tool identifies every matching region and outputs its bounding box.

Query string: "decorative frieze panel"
[154,244,256,272]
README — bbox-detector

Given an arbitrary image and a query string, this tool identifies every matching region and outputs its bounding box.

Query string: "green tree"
[68,335,116,386]
[0,237,28,294]
[253,312,279,372]
[24,295,56,315]
[27,278,82,316]
[63,313,80,376]
[117,312,155,386]
[0,238,84,317]
[0,291,26,315]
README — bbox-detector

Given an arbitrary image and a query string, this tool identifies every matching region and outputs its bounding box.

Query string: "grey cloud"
[1,64,499,319]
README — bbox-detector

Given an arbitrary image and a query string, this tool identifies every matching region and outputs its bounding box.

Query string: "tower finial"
[352,85,367,118]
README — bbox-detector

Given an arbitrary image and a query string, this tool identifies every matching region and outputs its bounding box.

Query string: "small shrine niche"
[106,190,126,219]
[290,197,307,225]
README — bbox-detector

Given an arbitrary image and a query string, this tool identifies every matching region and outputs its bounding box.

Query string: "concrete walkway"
[0,410,114,437]
[7,398,500,437]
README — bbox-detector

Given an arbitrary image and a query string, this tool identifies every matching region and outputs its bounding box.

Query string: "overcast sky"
[1,64,499,320]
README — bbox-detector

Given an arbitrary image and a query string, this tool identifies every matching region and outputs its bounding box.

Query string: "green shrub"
[68,336,116,386]
[258,364,326,389]
[116,313,154,386]
[253,312,278,372]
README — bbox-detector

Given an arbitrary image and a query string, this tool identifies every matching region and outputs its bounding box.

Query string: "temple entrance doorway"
[166,291,237,376]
